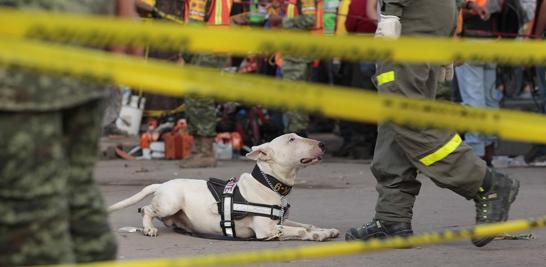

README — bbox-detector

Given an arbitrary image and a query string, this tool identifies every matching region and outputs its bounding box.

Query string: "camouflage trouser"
[283,57,310,134]
[184,54,227,137]
[0,99,117,266]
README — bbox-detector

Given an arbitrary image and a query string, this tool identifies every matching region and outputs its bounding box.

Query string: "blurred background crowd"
[103,0,546,167]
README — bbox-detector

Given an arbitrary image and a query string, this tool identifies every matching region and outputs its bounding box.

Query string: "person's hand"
[375,15,401,38]
[438,64,454,82]
[468,1,490,20]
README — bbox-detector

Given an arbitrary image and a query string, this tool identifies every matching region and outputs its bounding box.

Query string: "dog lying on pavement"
[108,133,340,241]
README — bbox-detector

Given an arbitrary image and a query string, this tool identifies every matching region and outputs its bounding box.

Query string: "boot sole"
[345,228,413,244]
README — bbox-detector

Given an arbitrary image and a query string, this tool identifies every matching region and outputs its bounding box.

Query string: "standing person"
[534,0,546,107]
[345,0,519,248]
[270,0,317,137]
[102,0,143,136]
[523,0,546,164]
[179,0,233,168]
[334,0,378,159]
[455,0,500,166]
[0,1,122,265]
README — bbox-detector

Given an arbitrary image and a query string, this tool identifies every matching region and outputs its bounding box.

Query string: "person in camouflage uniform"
[270,0,316,136]
[179,0,230,168]
[180,55,227,168]
[136,0,227,168]
[0,1,118,265]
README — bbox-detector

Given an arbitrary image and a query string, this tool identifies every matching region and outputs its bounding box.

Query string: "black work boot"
[345,219,413,241]
[472,169,519,247]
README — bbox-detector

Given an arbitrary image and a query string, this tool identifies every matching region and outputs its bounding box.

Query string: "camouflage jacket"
[0,0,114,111]
[282,0,316,30]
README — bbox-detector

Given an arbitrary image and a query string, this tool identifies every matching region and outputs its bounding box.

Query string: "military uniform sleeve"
[282,14,315,30]
[380,0,412,17]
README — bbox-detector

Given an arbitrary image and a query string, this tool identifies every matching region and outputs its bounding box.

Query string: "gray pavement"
[97,159,546,267]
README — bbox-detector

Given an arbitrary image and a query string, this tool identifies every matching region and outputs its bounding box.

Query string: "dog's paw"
[311,231,331,242]
[143,227,158,237]
[312,228,339,240]
[328,228,340,238]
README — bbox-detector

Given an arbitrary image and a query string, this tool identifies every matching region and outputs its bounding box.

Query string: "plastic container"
[214,143,233,160]
[116,94,146,136]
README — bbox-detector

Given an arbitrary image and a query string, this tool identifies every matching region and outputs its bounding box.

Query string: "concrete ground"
[97,154,546,267]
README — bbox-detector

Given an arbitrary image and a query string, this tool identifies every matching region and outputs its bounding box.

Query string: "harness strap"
[207,172,292,239]
[221,178,237,237]
[232,203,284,219]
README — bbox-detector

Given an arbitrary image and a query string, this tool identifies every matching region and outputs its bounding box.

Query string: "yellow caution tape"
[1,8,546,64]
[43,216,546,267]
[3,37,546,144]
[143,104,186,117]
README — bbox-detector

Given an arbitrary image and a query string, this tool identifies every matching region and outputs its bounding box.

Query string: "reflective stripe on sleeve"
[377,70,394,86]
[419,134,462,166]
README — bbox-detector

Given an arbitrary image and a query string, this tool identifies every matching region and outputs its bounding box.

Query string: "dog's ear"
[245,143,272,161]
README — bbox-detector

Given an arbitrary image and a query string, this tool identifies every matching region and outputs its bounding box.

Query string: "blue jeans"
[455,63,499,157]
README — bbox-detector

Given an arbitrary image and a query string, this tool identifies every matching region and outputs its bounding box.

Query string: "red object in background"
[345,0,377,34]
[215,132,243,150]
[140,132,153,149]
[231,132,242,150]
[142,118,159,148]
[173,133,184,159]
[147,118,158,129]
[162,130,193,160]
[163,132,177,160]
[175,119,188,131]
[181,134,193,159]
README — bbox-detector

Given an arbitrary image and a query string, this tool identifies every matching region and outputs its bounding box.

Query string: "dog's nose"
[318,142,326,152]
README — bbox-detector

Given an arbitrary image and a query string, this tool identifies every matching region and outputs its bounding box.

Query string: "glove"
[438,64,454,82]
[375,15,401,38]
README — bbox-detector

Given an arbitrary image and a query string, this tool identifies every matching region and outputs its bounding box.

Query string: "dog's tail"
[108,184,161,212]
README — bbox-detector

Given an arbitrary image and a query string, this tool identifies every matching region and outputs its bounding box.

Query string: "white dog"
[108,133,340,241]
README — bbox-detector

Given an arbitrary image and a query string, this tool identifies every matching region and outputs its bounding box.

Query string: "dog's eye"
[288,137,295,143]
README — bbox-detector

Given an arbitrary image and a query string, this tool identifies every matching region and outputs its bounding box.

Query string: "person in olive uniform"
[345,0,519,248]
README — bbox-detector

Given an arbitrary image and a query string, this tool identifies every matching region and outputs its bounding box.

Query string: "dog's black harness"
[206,165,292,238]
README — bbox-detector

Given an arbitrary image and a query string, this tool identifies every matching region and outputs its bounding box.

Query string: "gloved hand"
[438,64,454,82]
[375,15,401,38]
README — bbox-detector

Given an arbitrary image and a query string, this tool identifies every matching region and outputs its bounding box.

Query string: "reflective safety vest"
[313,0,324,32]
[301,0,317,16]
[286,0,299,18]
[286,0,316,18]
[207,0,233,25]
[313,0,338,34]
[186,0,232,25]
[278,0,316,69]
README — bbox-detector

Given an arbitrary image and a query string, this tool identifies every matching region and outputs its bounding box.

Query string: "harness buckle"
[220,220,233,228]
